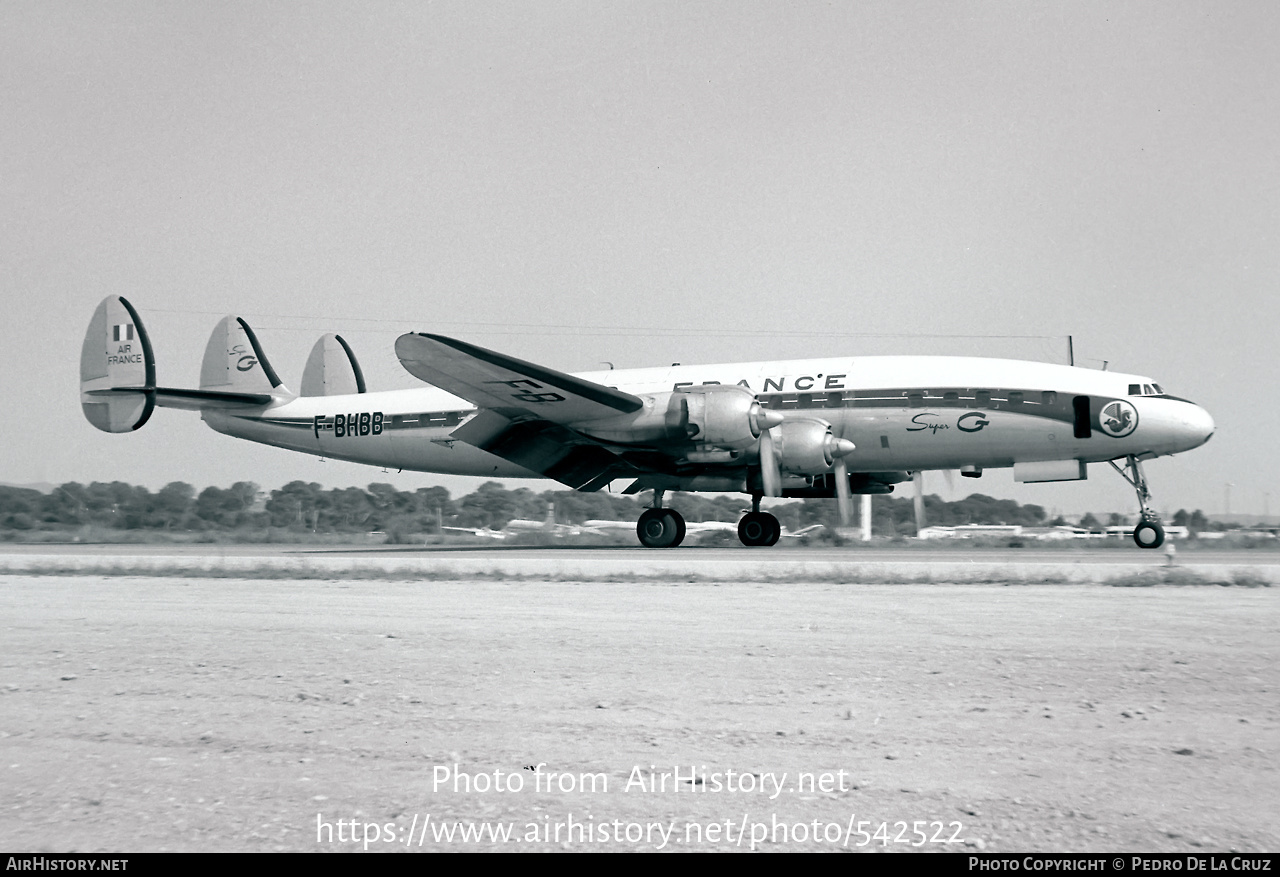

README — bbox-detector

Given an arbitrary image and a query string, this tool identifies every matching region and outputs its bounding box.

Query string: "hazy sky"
[3,2,1276,518]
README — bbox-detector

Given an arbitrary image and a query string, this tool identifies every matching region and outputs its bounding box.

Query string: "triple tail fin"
[80,297,283,433]
[300,334,366,396]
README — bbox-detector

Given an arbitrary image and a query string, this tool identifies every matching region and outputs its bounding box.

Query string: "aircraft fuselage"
[204,354,1214,478]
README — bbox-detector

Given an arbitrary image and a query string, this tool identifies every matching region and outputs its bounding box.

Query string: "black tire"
[764,513,781,546]
[738,511,779,547]
[1133,519,1165,549]
[667,509,686,548]
[637,508,679,548]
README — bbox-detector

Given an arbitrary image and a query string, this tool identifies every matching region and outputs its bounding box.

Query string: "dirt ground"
[1,575,1276,852]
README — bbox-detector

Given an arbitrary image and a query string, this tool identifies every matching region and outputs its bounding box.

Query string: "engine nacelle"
[575,384,781,449]
[771,418,848,475]
[673,384,777,450]
[675,384,762,448]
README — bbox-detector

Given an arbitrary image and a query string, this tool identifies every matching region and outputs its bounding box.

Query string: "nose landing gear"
[1108,455,1165,549]
[1132,518,1165,549]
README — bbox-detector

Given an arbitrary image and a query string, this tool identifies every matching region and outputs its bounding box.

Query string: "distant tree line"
[1070,509,1228,532]
[0,480,1223,539]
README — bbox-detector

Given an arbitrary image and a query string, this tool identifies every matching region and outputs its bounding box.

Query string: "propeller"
[757,425,854,503]
[750,402,785,436]
[913,470,927,533]
[760,428,782,497]
[833,455,854,526]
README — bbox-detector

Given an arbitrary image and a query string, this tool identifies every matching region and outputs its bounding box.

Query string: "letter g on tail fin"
[80,296,156,432]
[200,315,284,395]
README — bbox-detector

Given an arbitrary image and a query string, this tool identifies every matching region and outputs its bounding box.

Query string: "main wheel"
[667,509,686,547]
[1133,519,1164,549]
[764,514,781,546]
[738,511,779,547]
[637,508,682,548]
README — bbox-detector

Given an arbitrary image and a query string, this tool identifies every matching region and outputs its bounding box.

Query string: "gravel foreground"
[1,575,1276,852]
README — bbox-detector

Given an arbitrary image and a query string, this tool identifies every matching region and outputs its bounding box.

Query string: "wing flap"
[395,333,643,424]
[451,412,636,491]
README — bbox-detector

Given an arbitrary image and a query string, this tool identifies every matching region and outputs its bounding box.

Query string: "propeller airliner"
[81,296,1214,548]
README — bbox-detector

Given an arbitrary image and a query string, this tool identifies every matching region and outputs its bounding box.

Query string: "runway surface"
[2,543,1278,583]
[2,575,1276,851]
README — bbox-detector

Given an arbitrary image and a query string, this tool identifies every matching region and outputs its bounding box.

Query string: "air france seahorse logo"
[1099,400,1138,438]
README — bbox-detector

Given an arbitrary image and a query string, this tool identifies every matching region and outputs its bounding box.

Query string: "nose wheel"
[1132,518,1165,549]
[1108,455,1166,549]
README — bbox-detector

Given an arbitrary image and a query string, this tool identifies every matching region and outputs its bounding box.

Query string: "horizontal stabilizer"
[156,387,274,410]
[80,296,156,432]
[82,387,273,411]
[395,333,643,424]
[301,334,366,396]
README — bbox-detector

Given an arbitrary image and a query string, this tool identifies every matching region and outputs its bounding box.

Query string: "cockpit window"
[1153,383,1164,394]
[1129,384,1141,395]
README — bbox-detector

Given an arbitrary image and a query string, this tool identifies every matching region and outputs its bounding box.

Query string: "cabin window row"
[757,390,1060,411]
[388,412,467,429]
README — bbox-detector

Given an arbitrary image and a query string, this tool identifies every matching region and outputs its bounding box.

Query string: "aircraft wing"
[395,333,643,424]
[449,409,640,490]
[395,333,651,490]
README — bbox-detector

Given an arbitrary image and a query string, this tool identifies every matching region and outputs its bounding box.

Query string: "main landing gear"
[737,493,780,547]
[636,490,686,548]
[636,491,780,548]
[1109,454,1165,549]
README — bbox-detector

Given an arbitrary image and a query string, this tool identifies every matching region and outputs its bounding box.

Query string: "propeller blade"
[760,428,781,497]
[913,470,927,532]
[833,456,854,527]
[943,468,956,494]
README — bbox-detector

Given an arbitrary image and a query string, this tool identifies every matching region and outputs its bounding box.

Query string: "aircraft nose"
[1181,403,1215,449]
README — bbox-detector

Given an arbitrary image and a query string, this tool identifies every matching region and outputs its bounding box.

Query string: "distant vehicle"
[81,297,1214,549]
